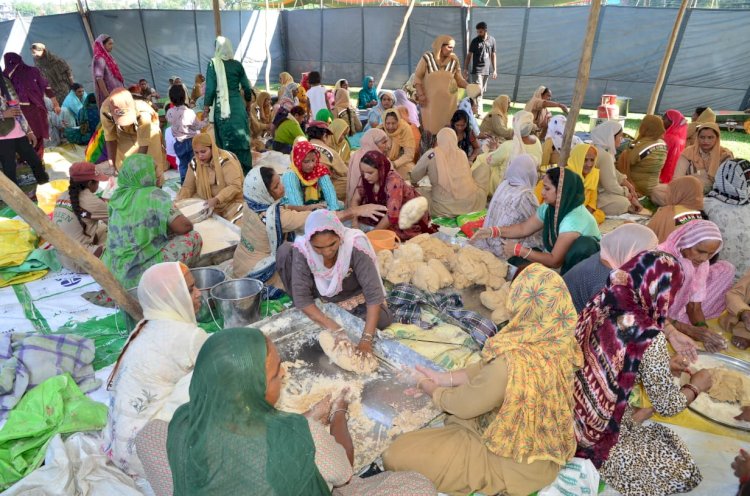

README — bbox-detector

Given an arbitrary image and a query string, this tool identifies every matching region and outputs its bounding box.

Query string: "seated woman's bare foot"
[732,335,750,350]
[735,406,750,422]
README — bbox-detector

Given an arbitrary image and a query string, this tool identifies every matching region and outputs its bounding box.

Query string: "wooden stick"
[376,0,416,93]
[213,0,222,37]
[75,0,95,50]
[0,172,143,322]
[264,0,272,92]
[559,0,602,167]
[647,0,688,115]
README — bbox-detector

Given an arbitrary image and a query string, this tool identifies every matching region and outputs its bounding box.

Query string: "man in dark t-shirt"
[463,21,497,99]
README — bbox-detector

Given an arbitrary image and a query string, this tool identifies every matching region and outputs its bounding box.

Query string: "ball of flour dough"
[399,196,429,230]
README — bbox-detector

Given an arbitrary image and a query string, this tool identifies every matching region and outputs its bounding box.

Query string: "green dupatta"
[543,167,585,252]
[167,328,330,495]
[102,154,172,289]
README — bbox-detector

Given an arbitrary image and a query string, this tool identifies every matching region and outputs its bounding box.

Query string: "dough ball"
[429,259,453,287]
[453,271,473,290]
[385,258,416,285]
[465,83,482,99]
[377,249,394,275]
[318,330,378,375]
[481,282,511,324]
[393,242,424,263]
[708,368,750,407]
[454,245,510,289]
[407,234,457,266]
[399,196,429,230]
[411,262,440,293]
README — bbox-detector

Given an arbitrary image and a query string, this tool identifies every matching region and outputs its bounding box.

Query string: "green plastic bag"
[0,373,108,489]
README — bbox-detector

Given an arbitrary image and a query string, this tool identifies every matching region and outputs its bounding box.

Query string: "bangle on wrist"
[522,247,532,259]
[360,333,374,342]
[490,226,501,238]
[694,321,708,328]
[740,475,750,485]
[328,408,349,423]
[681,383,700,400]
[513,243,522,257]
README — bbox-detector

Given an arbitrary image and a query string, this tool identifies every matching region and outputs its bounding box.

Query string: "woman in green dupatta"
[167,327,331,495]
[471,166,601,274]
[103,154,201,289]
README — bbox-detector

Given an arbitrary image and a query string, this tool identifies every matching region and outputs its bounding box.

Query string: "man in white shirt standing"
[305,71,328,118]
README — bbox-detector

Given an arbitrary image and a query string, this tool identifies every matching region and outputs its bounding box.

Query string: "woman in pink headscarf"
[91,34,125,108]
[658,219,734,353]
[345,128,389,206]
[659,109,687,184]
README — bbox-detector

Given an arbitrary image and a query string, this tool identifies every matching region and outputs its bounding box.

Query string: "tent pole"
[264,0,272,92]
[0,172,143,322]
[376,0,416,93]
[647,0,688,115]
[559,0,602,167]
[75,0,95,49]
[213,0,222,36]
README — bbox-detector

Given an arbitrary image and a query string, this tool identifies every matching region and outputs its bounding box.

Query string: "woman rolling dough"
[277,210,391,358]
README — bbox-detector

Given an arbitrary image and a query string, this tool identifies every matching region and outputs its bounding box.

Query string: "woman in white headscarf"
[411,128,487,217]
[102,262,210,478]
[202,36,254,173]
[541,115,582,167]
[590,120,642,215]
[472,154,542,257]
[562,224,658,313]
[486,110,542,194]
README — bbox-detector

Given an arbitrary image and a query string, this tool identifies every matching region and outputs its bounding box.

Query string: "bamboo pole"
[213,0,222,37]
[376,0,416,93]
[75,0,95,49]
[558,0,602,167]
[0,172,143,322]
[647,0,688,115]
[264,0,272,92]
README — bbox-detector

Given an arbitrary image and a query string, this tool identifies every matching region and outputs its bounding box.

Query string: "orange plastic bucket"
[366,229,401,252]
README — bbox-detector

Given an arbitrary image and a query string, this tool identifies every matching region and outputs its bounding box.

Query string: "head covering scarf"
[293,210,379,298]
[543,167,585,252]
[333,88,351,117]
[658,219,723,294]
[91,34,124,85]
[2,53,46,109]
[300,72,311,91]
[191,132,227,202]
[590,120,622,156]
[347,128,388,204]
[687,107,716,143]
[358,150,393,205]
[574,250,684,467]
[102,154,172,289]
[393,89,419,126]
[333,79,347,91]
[481,264,582,465]
[382,108,414,162]
[315,108,333,124]
[432,128,474,193]
[279,71,294,88]
[511,110,536,159]
[660,109,688,183]
[329,118,349,147]
[524,85,547,113]
[211,36,234,120]
[647,176,704,242]
[242,168,285,282]
[545,115,568,151]
[278,82,299,110]
[367,90,394,129]
[359,76,378,107]
[107,262,197,389]
[431,35,456,66]
[256,91,273,124]
[290,141,329,203]
[168,327,330,496]
[681,122,726,180]
[566,143,600,201]
[488,94,509,123]
[599,224,658,269]
[458,97,480,136]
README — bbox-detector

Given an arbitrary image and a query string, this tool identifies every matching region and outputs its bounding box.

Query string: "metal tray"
[685,352,750,432]
[253,303,442,470]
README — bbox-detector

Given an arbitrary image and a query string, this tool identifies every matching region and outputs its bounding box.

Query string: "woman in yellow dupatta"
[175,132,244,222]
[480,94,513,142]
[329,118,352,163]
[333,88,362,136]
[567,143,605,224]
[673,122,733,195]
[382,108,417,179]
[383,263,582,496]
[397,106,422,163]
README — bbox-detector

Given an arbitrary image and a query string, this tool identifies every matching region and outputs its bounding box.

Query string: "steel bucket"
[190,267,226,323]
[210,278,264,328]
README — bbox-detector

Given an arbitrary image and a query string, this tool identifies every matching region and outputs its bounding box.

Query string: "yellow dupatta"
[566,143,600,214]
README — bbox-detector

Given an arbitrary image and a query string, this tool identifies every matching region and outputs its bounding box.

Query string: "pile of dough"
[399,197,429,230]
[707,368,750,407]
[453,245,509,289]
[380,243,424,285]
[407,234,457,266]
[480,282,512,324]
[377,249,394,275]
[393,243,424,263]
[412,259,454,293]
[318,330,378,375]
